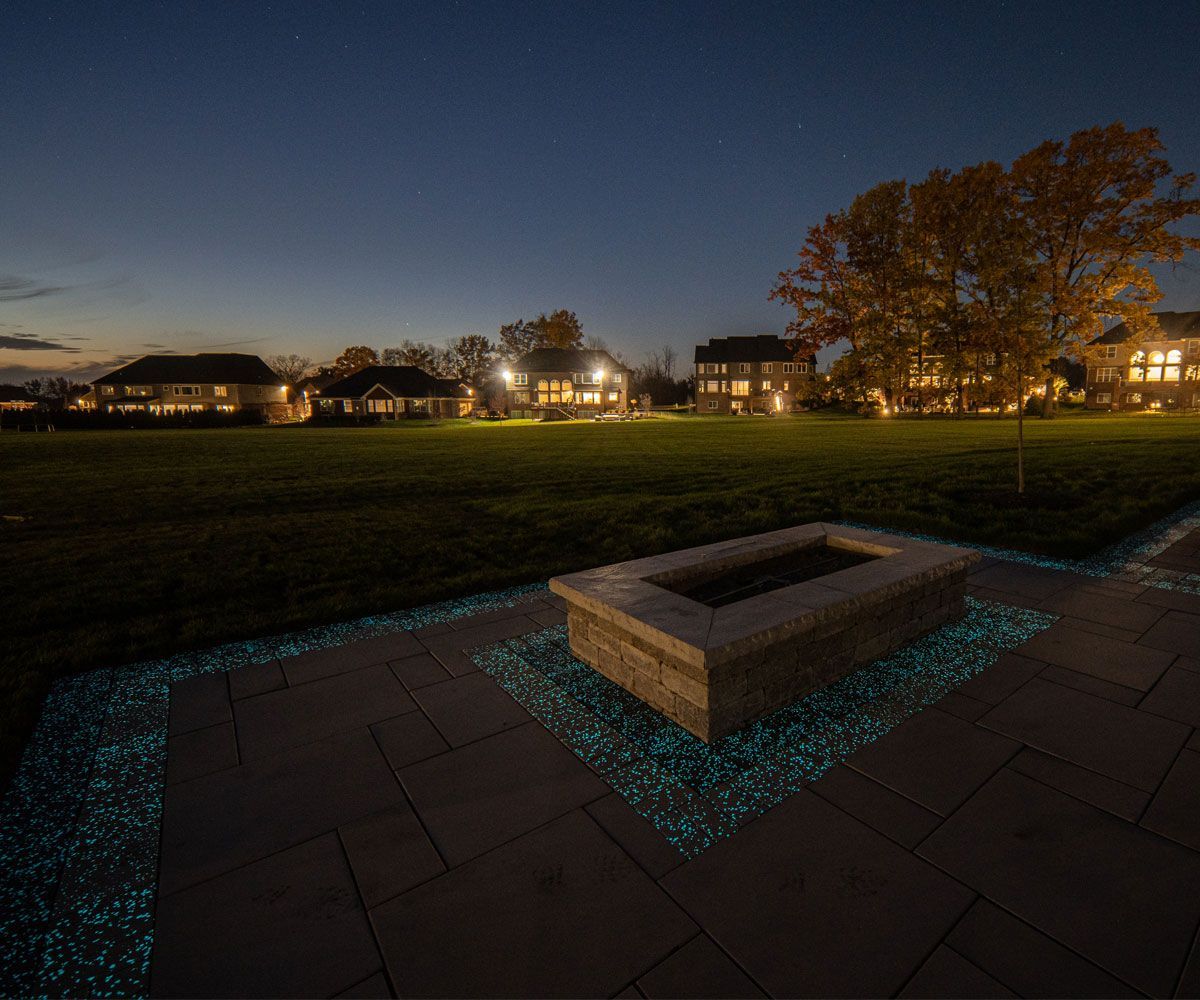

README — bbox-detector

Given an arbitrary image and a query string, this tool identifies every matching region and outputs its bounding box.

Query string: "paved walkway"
[151,532,1200,998]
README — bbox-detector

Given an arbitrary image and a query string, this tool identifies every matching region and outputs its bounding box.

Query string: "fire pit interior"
[550,524,979,743]
[655,543,879,608]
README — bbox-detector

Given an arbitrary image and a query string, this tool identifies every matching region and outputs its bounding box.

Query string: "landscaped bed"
[3,411,1200,787]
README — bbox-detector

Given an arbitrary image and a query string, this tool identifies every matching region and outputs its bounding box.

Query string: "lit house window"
[1147,351,1165,381]
[1129,351,1146,380]
[783,381,790,391]
[761,363,772,373]
[731,380,750,396]
[512,372,528,386]
[576,391,600,404]
[783,363,795,373]
[705,380,720,393]
[214,386,228,397]
[101,385,114,396]
[536,379,573,404]
[761,380,771,391]
[1166,350,1182,381]
[1094,367,1119,382]
[608,391,619,402]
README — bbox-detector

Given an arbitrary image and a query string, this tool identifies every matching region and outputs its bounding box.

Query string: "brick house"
[694,335,818,414]
[1084,311,1200,411]
[88,354,290,417]
[313,365,473,419]
[503,348,631,419]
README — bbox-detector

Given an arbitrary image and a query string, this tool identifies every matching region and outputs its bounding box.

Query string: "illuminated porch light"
[502,370,512,382]
[593,370,604,382]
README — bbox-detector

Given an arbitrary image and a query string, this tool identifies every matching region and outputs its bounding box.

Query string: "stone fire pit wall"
[549,524,980,743]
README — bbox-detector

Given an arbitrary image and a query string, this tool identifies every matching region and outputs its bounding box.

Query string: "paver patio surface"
[143,530,1200,998]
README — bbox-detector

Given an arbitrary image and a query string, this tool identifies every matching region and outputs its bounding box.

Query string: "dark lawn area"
[3,411,1200,787]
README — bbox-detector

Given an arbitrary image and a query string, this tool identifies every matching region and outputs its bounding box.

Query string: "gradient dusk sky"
[4,0,1200,382]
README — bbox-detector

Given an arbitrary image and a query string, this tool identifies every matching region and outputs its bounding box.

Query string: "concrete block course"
[552,523,978,741]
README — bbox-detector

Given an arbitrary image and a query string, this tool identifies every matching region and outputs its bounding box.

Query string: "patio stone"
[412,671,532,747]
[1015,623,1174,691]
[846,707,1019,816]
[228,659,286,700]
[897,945,1014,998]
[165,722,238,785]
[370,711,449,770]
[339,804,445,908]
[159,728,403,895]
[1139,665,1200,727]
[810,763,942,849]
[1180,937,1200,1000]
[954,651,1045,705]
[233,662,417,761]
[1037,586,1164,634]
[421,614,544,676]
[661,789,973,998]
[167,672,231,736]
[388,652,452,690]
[584,792,685,879]
[398,722,608,866]
[530,606,569,628]
[979,678,1188,791]
[917,768,1200,997]
[636,935,765,999]
[1135,587,1200,615]
[1006,747,1150,822]
[933,690,991,722]
[1055,616,1142,643]
[334,972,392,998]
[370,810,696,998]
[446,602,548,630]
[152,833,380,999]
[1141,750,1200,853]
[280,631,425,686]
[968,562,1076,600]
[1039,663,1144,706]
[945,899,1138,999]
[1139,609,1200,657]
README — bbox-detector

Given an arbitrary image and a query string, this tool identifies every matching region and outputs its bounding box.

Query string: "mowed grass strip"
[2,411,1199,787]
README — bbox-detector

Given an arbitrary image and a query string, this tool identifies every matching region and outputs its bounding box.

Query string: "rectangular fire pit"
[549,523,979,743]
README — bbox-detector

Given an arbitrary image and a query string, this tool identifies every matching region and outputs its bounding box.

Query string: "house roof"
[510,347,630,373]
[694,334,816,364]
[293,373,337,393]
[1091,311,1200,346]
[319,365,470,399]
[0,384,39,403]
[93,353,281,387]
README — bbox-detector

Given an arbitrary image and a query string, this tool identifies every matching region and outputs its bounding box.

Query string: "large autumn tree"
[332,345,380,376]
[498,308,585,360]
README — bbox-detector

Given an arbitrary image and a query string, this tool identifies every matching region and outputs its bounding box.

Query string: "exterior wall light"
[593,370,604,382]
[503,370,512,382]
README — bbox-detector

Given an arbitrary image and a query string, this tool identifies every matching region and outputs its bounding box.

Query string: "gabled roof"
[510,347,630,373]
[319,365,470,399]
[1091,311,1200,345]
[93,353,281,386]
[293,373,337,393]
[694,334,815,364]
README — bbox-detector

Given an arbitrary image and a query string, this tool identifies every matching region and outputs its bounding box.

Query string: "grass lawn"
[3,410,1200,788]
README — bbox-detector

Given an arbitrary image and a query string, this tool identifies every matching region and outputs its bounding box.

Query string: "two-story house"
[1084,311,1200,411]
[87,354,290,417]
[313,365,473,419]
[694,335,818,414]
[503,348,632,419]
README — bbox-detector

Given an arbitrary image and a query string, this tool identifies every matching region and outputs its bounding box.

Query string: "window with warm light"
[608,391,619,402]
[1095,367,1119,382]
[731,380,750,395]
[576,391,600,404]
[214,385,228,397]
[1166,350,1182,381]
[705,380,720,393]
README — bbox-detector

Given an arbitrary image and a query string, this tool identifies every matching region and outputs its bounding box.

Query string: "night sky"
[4,0,1200,382]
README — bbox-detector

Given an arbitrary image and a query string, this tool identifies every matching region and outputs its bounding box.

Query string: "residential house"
[88,354,290,417]
[503,348,632,419]
[1084,311,1200,411]
[694,335,818,414]
[313,365,473,419]
[292,372,337,419]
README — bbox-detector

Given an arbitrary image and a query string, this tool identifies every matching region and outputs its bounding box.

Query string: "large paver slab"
[370,810,696,998]
[280,631,425,686]
[584,792,685,880]
[338,804,445,908]
[152,833,380,999]
[1139,665,1200,728]
[421,615,544,676]
[1015,623,1174,691]
[412,671,531,747]
[167,672,231,736]
[897,945,1014,998]
[661,789,974,998]
[1007,748,1150,822]
[809,764,942,849]
[1039,664,1142,706]
[945,898,1138,998]
[398,722,608,867]
[846,707,1019,816]
[979,677,1189,792]
[159,728,404,895]
[954,652,1045,705]
[968,562,1077,600]
[233,662,417,761]
[1141,750,1200,854]
[388,652,452,691]
[165,722,238,786]
[1139,610,1200,658]
[228,659,286,700]
[1037,586,1165,634]
[369,711,448,770]
[918,768,1200,996]
[636,934,765,999]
